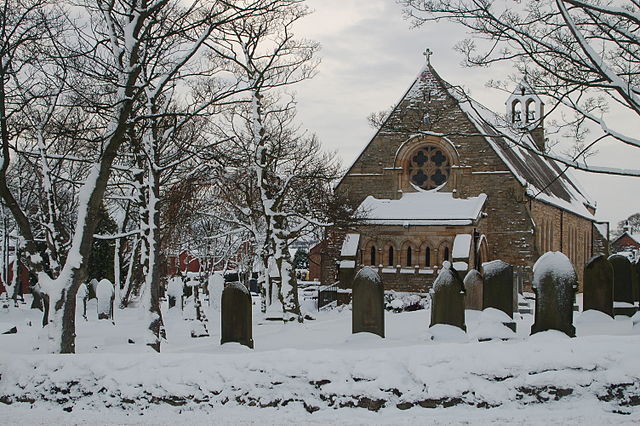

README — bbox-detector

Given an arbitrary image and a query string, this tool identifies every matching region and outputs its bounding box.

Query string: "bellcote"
[506,82,545,150]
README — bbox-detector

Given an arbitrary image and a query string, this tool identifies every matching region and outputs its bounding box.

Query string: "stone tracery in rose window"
[407,145,452,190]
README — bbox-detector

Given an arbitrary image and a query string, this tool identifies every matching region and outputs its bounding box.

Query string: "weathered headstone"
[530,252,576,337]
[220,282,253,349]
[96,279,115,320]
[167,276,183,309]
[583,255,614,317]
[352,267,385,338]
[633,258,640,306]
[609,254,637,316]
[209,272,225,311]
[77,283,89,320]
[430,262,466,331]
[482,260,514,318]
[463,269,483,311]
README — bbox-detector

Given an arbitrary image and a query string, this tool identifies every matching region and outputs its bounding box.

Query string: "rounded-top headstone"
[463,269,483,311]
[96,279,114,320]
[352,267,384,338]
[531,252,576,337]
[609,254,633,304]
[167,276,183,309]
[221,282,253,349]
[209,272,225,311]
[481,260,514,318]
[430,264,466,331]
[583,255,614,317]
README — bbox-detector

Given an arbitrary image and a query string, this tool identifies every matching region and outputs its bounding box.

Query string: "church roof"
[446,84,596,220]
[358,191,487,226]
[422,65,595,219]
[344,62,596,221]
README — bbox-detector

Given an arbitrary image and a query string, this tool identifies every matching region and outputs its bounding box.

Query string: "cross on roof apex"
[423,48,433,64]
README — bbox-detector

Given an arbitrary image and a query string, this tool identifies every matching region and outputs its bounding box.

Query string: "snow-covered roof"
[452,234,473,260]
[340,234,360,257]
[358,191,486,226]
[613,231,640,245]
[594,223,609,238]
[445,83,596,220]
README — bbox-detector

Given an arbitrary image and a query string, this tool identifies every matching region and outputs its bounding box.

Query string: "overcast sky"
[293,0,640,230]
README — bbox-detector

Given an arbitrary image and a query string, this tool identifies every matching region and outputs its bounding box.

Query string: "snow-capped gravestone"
[77,283,89,320]
[88,278,99,300]
[530,252,576,337]
[608,254,637,316]
[463,269,483,311]
[352,267,384,338]
[96,279,115,321]
[430,262,466,331]
[221,282,253,349]
[209,272,225,311]
[167,276,183,309]
[482,260,514,318]
[583,255,614,318]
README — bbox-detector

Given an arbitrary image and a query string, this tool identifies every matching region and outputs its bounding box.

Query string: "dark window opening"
[407,247,412,266]
[388,247,394,266]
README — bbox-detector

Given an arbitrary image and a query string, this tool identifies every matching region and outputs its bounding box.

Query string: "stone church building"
[322,55,603,292]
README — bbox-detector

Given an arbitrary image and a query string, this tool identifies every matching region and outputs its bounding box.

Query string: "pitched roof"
[358,191,487,226]
[446,84,596,220]
[343,63,597,221]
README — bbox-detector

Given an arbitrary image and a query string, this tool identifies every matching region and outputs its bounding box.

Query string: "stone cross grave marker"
[352,267,385,338]
[221,281,254,348]
[530,252,576,337]
[583,255,614,317]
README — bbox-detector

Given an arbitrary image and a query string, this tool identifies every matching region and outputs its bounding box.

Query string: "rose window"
[408,145,451,190]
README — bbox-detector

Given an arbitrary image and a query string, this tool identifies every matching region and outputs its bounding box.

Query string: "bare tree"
[399,0,640,176]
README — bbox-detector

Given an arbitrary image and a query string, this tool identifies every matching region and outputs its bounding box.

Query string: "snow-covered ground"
[1,291,639,425]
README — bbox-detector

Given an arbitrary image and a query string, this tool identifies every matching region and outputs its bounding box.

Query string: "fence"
[317,283,337,310]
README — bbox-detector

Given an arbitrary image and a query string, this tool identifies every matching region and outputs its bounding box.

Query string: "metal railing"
[317,283,338,310]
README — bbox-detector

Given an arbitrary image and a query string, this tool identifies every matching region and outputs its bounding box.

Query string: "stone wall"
[530,200,593,290]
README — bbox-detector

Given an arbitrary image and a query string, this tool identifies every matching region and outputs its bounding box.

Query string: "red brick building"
[326,58,599,292]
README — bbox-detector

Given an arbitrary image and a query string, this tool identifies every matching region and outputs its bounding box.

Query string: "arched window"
[406,247,412,267]
[512,100,522,123]
[425,247,431,267]
[526,99,536,122]
[443,247,450,263]
[388,246,394,266]
[370,246,376,266]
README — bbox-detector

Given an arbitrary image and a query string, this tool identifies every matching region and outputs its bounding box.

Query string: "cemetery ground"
[1,287,640,425]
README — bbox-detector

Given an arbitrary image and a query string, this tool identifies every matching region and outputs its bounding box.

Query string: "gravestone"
[167,276,183,309]
[96,279,115,320]
[209,272,225,311]
[609,254,637,316]
[482,260,514,319]
[352,267,385,338]
[463,269,483,311]
[530,252,576,337]
[77,283,89,320]
[633,259,640,306]
[583,255,614,317]
[430,263,466,331]
[220,282,253,348]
